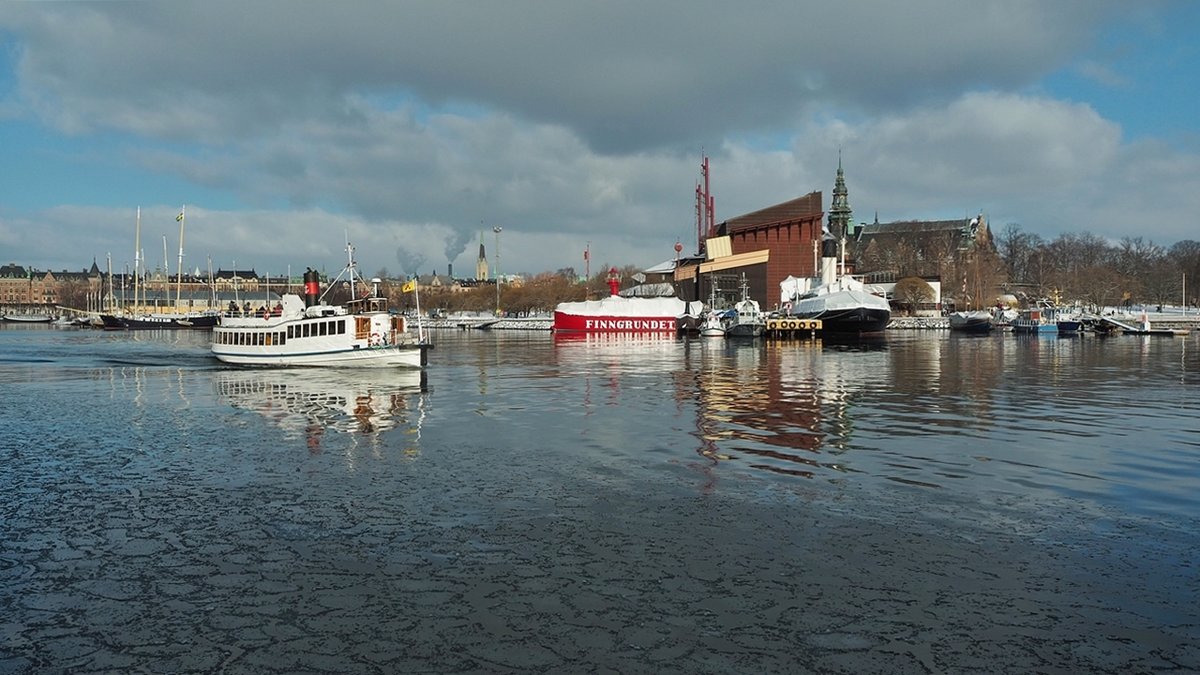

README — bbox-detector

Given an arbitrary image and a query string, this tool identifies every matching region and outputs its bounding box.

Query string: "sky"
[2,1,1199,280]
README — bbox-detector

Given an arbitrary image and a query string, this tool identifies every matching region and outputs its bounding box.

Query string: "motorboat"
[723,275,766,338]
[948,310,994,333]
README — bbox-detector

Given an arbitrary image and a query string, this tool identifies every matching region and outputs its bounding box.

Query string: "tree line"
[996,226,1199,310]
[381,265,646,316]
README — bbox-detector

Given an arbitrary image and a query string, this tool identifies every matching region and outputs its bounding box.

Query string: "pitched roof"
[721,191,823,234]
[851,215,993,256]
[856,218,974,237]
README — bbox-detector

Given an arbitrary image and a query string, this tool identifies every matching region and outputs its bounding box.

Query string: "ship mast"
[695,154,716,254]
[133,207,141,315]
[175,205,185,310]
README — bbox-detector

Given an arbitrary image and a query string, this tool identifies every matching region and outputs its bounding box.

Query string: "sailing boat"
[100,206,219,329]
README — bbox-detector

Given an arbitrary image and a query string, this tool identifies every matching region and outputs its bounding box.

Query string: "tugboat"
[723,274,766,338]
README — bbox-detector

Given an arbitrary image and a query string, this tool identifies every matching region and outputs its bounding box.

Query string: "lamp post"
[493,226,502,316]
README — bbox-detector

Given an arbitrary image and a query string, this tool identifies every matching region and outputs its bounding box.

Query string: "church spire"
[827,150,853,240]
[476,230,489,280]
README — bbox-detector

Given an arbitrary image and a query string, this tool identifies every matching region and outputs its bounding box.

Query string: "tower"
[827,152,853,240]
[475,232,489,280]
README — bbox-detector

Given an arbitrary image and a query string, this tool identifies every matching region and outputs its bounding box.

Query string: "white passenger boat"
[211,246,430,368]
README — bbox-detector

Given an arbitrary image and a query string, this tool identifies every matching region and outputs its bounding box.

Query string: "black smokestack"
[303,268,319,307]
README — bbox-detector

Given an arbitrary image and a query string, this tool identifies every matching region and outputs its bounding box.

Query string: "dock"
[1096,315,1190,336]
[765,318,822,338]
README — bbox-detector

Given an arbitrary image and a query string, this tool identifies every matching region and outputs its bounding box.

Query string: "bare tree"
[893,277,935,316]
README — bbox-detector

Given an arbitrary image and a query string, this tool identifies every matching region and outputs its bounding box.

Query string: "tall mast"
[162,235,168,309]
[175,205,186,309]
[133,207,141,314]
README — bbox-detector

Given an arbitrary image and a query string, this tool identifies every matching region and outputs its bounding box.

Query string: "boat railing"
[346,296,388,314]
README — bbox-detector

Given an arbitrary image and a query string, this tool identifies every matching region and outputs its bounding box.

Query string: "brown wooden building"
[675,191,825,310]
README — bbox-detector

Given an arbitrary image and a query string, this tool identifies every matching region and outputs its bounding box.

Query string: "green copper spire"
[827,150,853,240]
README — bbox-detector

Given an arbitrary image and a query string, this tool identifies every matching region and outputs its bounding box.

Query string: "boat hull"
[802,307,890,334]
[212,343,429,368]
[725,323,765,338]
[553,311,678,333]
[948,311,994,334]
[1011,322,1057,334]
[101,313,219,330]
[787,287,891,335]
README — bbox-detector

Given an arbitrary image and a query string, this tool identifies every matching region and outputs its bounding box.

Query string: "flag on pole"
[401,279,416,293]
[176,211,185,222]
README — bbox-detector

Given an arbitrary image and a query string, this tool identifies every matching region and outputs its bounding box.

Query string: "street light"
[493,226,503,316]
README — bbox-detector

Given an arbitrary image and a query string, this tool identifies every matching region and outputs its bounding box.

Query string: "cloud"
[3,0,1196,279]
[3,1,1125,148]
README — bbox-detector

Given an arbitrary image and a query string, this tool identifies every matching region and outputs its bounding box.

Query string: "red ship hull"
[552,311,678,333]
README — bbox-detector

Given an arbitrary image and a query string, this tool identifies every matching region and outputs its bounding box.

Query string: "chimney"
[448,263,453,278]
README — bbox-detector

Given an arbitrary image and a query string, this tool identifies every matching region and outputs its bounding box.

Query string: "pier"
[765,317,822,339]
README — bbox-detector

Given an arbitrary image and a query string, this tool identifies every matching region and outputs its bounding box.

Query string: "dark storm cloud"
[2,1,1123,150]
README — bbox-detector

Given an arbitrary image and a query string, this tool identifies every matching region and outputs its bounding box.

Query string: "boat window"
[319,322,328,336]
[303,323,310,338]
[277,332,285,345]
[338,320,346,335]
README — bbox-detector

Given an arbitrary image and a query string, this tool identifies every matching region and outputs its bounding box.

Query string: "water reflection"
[553,333,686,411]
[684,338,897,478]
[215,368,428,456]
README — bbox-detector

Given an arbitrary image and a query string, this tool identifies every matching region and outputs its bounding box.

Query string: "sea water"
[1,325,1197,673]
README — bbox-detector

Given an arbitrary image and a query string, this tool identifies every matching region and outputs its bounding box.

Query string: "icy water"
[1,324,1197,674]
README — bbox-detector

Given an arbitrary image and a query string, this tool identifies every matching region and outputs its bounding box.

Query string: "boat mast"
[161,235,168,311]
[345,236,357,300]
[175,205,185,310]
[133,207,141,315]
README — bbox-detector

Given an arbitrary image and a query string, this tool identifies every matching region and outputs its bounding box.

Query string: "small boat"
[1053,308,1083,335]
[211,245,431,368]
[699,311,727,337]
[948,310,993,333]
[1010,307,1058,334]
[2,314,53,323]
[723,275,766,338]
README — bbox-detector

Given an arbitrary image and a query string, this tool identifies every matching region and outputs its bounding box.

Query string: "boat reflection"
[215,368,427,455]
[686,337,897,479]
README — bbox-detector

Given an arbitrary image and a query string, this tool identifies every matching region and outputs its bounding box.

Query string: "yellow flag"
[176,212,184,222]
[401,279,416,293]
